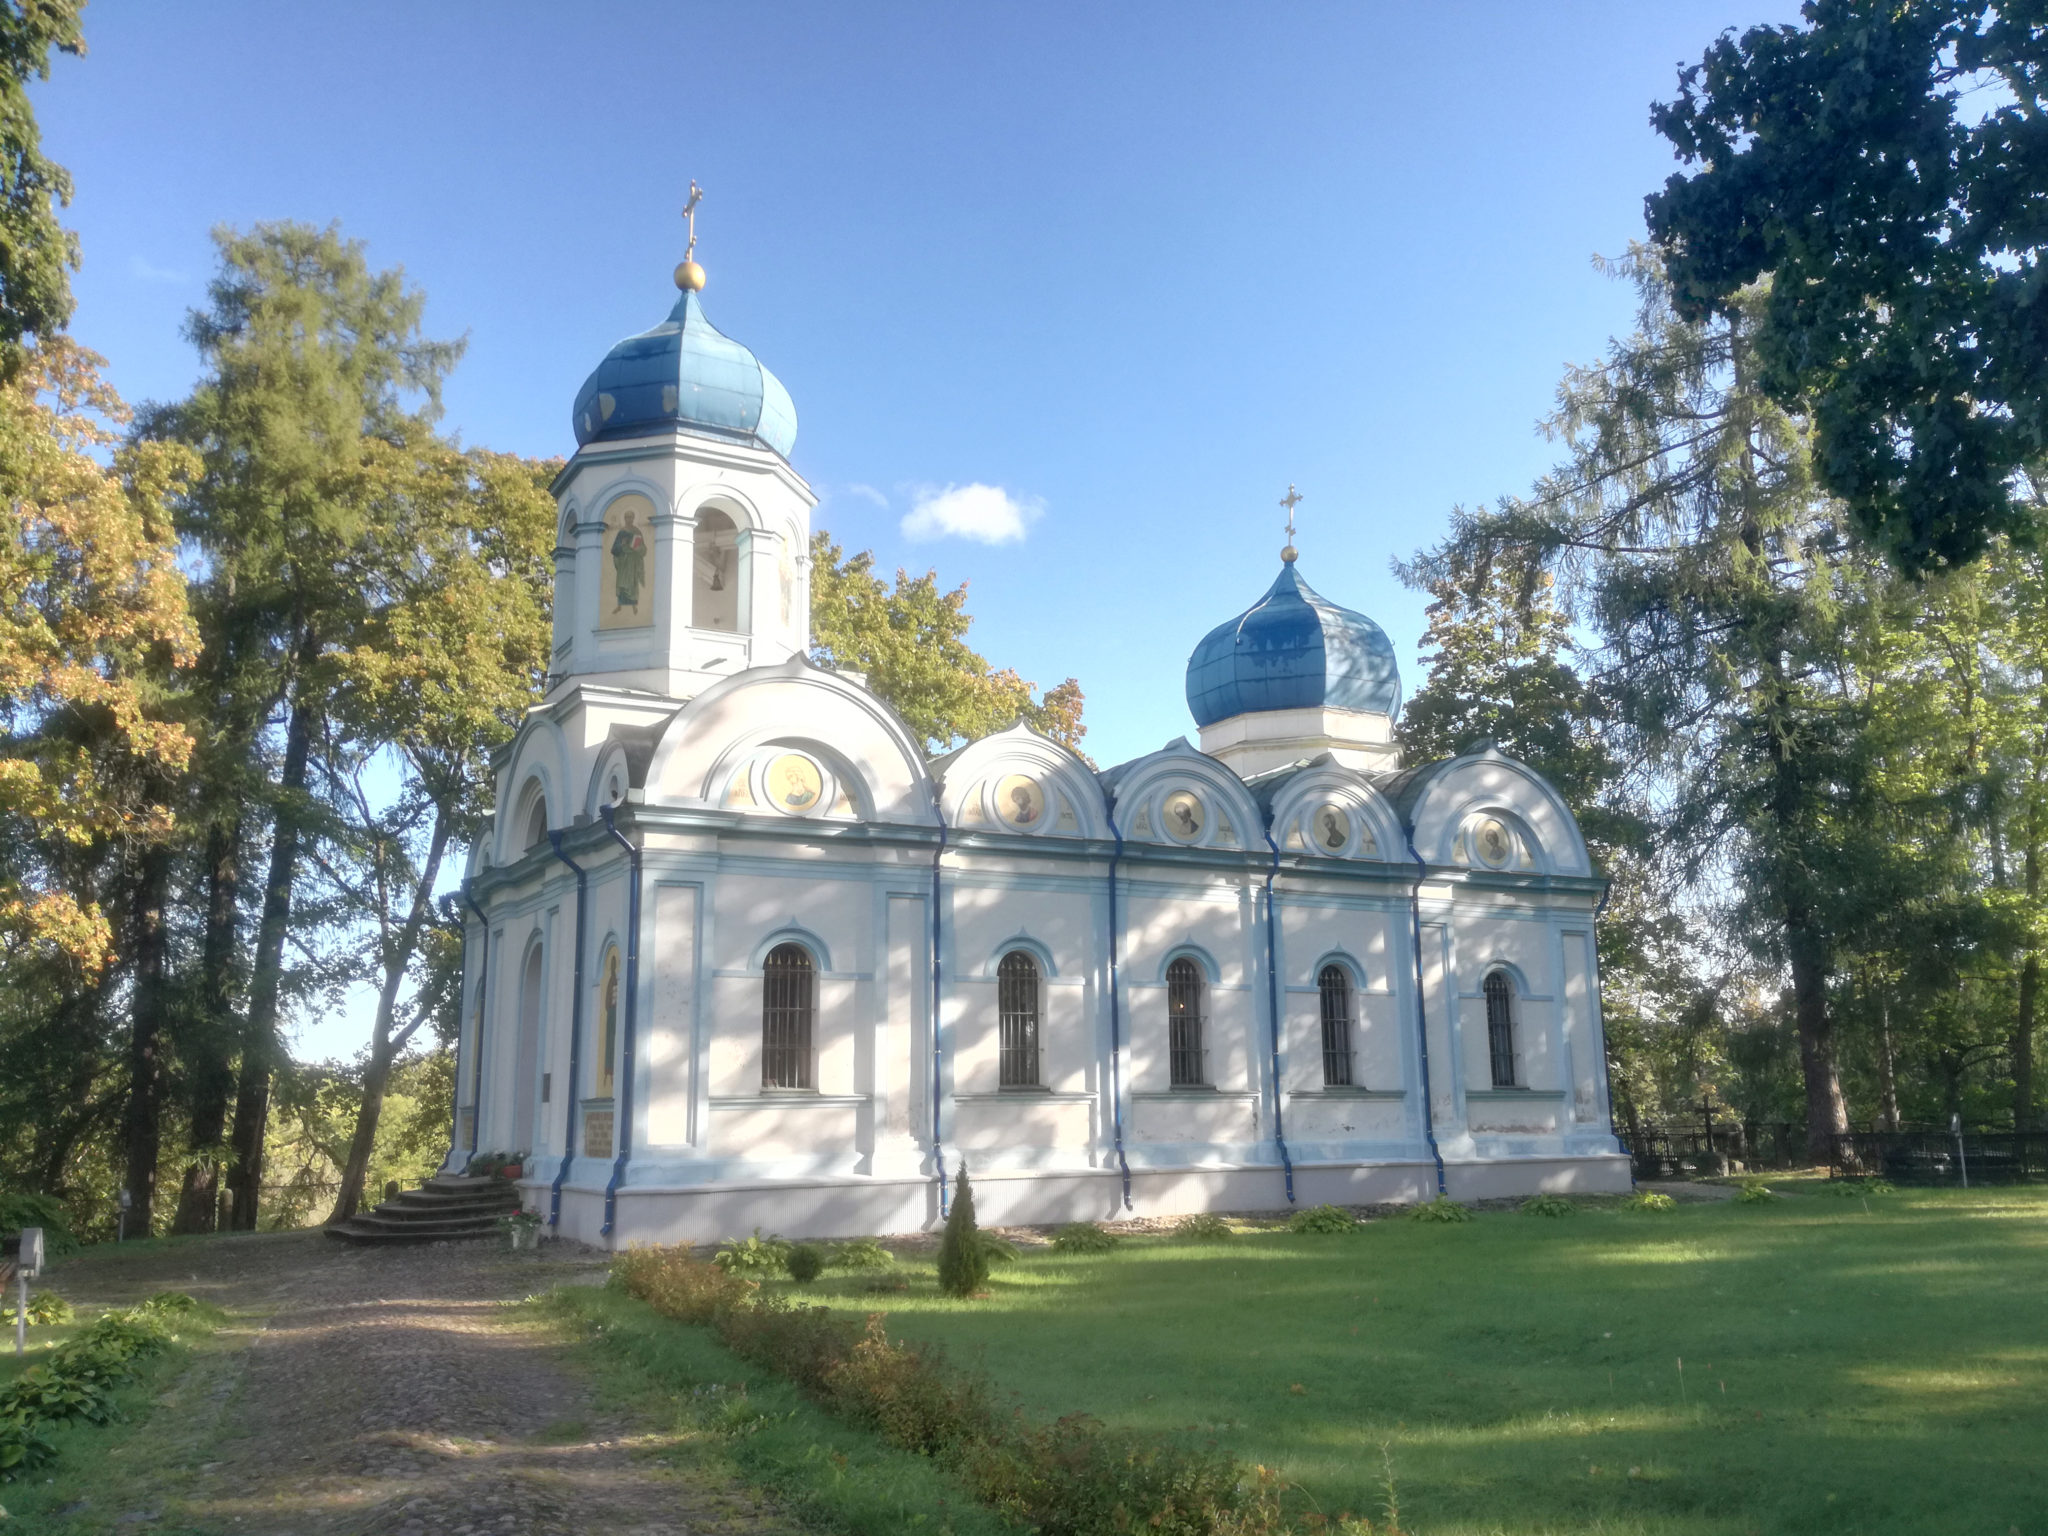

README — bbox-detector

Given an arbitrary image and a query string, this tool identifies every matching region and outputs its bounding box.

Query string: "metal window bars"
[1318,965,1355,1087]
[998,950,1041,1087]
[761,943,816,1090]
[1484,970,1517,1087]
[1167,957,1207,1087]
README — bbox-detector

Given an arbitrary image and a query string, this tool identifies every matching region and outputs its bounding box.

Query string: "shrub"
[936,1166,991,1298]
[1171,1212,1235,1243]
[1409,1196,1473,1223]
[713,1228,793,1278]
[1622,1190,1677,1212]
[962,1411,1264,1536]
[0,1191,79,1256]
[1287,1203,1359,1235]
[786,1243,827,1284]
[0,1290,72,1327]
[822,1313,998,1456]
[861,1271,911,1295]
[825,1236,895,1270]
[0,1295,198,1481]
[1521,1194,1575,1218]
[1049,1221,1121,1253]
[1822,1176,1896,1197]
[464,1150,509,1177]
[615,1245,756,1323]
[1736,1178,1777,1204]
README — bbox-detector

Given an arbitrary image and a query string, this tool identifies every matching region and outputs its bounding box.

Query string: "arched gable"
[1402,747,1592,878]
[1262,763,1404,862]
[936,724,1108,839]
[675,478,768,532]
[645,655,936,827]
[1104,738,1263,852]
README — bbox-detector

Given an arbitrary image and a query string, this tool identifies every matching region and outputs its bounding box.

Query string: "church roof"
[1184,563,1401,728]
[571,288,797,458]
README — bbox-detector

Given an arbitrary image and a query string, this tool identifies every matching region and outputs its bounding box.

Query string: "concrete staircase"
[325,1175,523,1246]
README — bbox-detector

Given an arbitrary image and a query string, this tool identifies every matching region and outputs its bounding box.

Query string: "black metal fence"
[1625,1121,1807,1178]
[1829,1129,2048,1185]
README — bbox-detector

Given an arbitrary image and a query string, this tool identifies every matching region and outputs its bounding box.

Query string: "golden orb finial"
[675,259,706,292]
[675,181,706,292]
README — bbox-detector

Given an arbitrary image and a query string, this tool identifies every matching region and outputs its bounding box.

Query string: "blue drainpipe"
[599,805,642,1237]
[1104,818,1133,1210]
[1262,829,1296,1204]
[460,884,490,1169]
[1405,835,1449,1197]
[931,803,950,1219]
[546,831,589,1229]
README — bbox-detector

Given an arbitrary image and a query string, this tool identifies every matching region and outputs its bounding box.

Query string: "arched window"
[1318,965,1355,1087]
[522,786,550,853]
[1167,957,1206,1087]
[693,508,740,632]
[998,951,1042,1088]
[762,943,815,1090]
[1485,970,1518,1087]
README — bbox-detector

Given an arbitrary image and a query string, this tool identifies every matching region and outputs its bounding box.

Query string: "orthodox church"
[449,234,1628,1247]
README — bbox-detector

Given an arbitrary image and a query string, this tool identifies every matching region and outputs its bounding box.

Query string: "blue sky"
[40,2,1799,1057]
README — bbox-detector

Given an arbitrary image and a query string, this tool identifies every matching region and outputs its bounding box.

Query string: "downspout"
[599,805,642,1237]
[1404,834,1449,1197]
[1262,829,1296,1203]
[460,884,490,1168]
[1105,817,1133,1210]
[546,831,589,1229]
[1593,877,1634,1189]
[931,801,951,1219]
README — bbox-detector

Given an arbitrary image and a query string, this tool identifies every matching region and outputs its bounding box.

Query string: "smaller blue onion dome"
[572,288,797,458]
[1185,562,1402,727]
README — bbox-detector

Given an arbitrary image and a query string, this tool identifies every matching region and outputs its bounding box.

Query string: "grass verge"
[537,1283,1012,1536]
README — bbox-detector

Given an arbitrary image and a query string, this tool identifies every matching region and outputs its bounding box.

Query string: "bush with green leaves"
[1049,1221,1121,1253]
[785,1243,827,1284]
[0,1290,72,1327]
[1286,1204,1359,1235]
[1409,1196,1473,1224]
[1736,1178,1777,1205]
[713,1229,794,1278]
[936,1167,991,1297]
[1521,1194,1575,1218]
[0,1293,204,1480]
[1622,1190,1677,1213]
[1171,1212,1235,1243]
[0,1191,78,1256]
[1822,1177,1896,1197]
[824,1236,895,1271]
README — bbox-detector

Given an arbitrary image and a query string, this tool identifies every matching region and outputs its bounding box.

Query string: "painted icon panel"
[600,493,657,630]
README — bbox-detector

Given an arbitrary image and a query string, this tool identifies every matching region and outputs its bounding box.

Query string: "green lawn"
[781,1186,2048,1535]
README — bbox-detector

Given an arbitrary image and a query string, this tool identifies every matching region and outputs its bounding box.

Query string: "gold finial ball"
[1282,543,1298,563]
[674,259,707,292]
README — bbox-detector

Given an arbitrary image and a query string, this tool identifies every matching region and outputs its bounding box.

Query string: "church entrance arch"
[512,939,544,1153]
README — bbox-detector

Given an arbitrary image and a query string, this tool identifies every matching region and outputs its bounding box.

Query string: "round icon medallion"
[767,753,824,813]
[1312,803,1350,852]
[996,773,1046,828]
[1473,816,1513,868]
[1161,789,1205,842]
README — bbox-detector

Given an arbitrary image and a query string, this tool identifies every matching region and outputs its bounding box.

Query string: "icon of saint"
[612,510,647,612]
[1171,798,1200,837]
[1319,809,1347,849]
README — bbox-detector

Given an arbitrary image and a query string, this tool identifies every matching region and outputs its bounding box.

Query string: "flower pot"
[501,1163,523,1180]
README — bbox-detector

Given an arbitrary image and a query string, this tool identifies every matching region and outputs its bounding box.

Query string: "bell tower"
[546,191,814,702]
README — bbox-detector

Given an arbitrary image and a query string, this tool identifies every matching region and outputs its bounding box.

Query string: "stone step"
[325,1217,511,1246]
[325,1174,530,1247]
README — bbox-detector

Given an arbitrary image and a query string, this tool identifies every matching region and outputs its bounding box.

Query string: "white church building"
[448,248,1629,1247]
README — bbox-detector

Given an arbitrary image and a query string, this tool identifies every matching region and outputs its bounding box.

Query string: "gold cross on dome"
[682,181,703,260]
[1279,484,1303,548]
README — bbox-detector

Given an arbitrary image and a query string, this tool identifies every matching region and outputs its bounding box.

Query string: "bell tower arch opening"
[693,507,741,633]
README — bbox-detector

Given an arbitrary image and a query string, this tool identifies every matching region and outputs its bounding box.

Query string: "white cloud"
[845,482,890,509]
[128,255,188,284]
[900,482,1042,545]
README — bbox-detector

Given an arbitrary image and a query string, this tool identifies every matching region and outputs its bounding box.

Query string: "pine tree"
[935,1164,989,1298]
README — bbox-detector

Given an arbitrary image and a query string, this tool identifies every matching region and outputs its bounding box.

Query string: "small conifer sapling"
[936,1164,990,1297]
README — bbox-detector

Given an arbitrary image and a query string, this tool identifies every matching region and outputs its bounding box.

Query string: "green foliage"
[1736,1178,1777,1205]
[1622,1191,1677,1213]
[809,532,1085,757]
[1408,1196,1473,1224]
[1286,1204,1360,1235]
[786,1243,827,1284]
[1170,1212,1235,1243]
[0,1290,71,1326]
[1048,1221,1121,1253]
[825,1237,895,1271]
[0,0,83,377]
[0,1191,76,1254]
[1520,1194,1576,1218]
[713,1229,793,1279]
[936,1167,991,1298]
[613,1245,756,1323]
[0,1293,203,1482]
[1822,1177,1896,1197]
[1647,2,2048,573]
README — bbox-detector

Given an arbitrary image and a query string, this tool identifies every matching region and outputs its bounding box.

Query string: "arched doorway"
[513,940,544,1153]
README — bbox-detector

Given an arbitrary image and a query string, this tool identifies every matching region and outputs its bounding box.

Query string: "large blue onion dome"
[1185,562,1402,727]
[571,287,797,458]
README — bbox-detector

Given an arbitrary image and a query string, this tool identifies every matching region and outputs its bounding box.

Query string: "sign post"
[13,1226,42,1356]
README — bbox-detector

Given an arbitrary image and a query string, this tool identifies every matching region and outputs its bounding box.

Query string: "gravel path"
[48,1231,800,1536]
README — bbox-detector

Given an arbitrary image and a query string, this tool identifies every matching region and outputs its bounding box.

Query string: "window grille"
[1167,957,1207,1086]
[1485,970,1517,1087]
[997,950,1042,1087]
[762,943,816,1090]
[1319,965,1355,1086]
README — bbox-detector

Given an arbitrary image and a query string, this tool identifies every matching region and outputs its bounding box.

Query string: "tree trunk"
[227,658,319,1231]
[2017,955,2038,1131]
[174,814,242,1233]
[1878,989,1901,1133]
[329,810,453,1223]
[1786,909,1848,1164]
[119,844,174,1234]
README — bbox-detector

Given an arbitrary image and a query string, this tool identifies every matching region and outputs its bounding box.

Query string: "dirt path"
[44,1231,799,1536]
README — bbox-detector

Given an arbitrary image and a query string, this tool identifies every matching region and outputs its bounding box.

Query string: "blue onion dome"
[1185,562,1402,727]
[571,287,797,458]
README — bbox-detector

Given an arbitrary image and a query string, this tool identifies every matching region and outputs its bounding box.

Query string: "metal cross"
[1279,483,1303,545]
[682,181,703,260]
